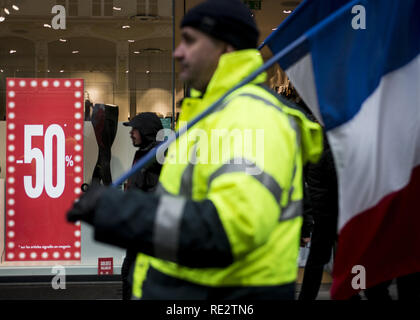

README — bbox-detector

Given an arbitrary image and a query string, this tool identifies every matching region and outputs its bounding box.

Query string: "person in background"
[278,87,337,301]
[298,129,338,300]
[120,112,163,300]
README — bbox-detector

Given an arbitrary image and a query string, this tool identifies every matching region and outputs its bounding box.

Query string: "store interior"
[0,0,297,122]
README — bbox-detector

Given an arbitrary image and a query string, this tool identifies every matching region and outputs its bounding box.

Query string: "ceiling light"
[145,70,151,74]
[272,28,277,31]
[134,51,140,54]
[0,69,3,72]
[122,25,130,29]
[125,70,129,73]
[59,38,67,42]
[72,50,79,54]
[44,23,52,28]
[113,7,121,11]
[283,10,292,14]
[60,70,64,73]
[12,5,19,11]
[4,8,10,15]
[47,70,50,72]
[128,40,135,43]
[9,49,16,54]
[0,16,4,22]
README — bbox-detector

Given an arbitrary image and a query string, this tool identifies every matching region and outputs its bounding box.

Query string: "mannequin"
[91,104,119,185]
[84,91,93,121]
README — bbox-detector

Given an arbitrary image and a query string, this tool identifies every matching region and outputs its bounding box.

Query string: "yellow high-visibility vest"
[132,49,322,298]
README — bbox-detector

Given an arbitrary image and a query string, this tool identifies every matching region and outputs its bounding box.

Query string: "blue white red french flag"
[263,0,420,299]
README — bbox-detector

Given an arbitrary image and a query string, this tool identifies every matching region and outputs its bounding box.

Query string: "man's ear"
[224,44,235,53]
[218,40,235,54]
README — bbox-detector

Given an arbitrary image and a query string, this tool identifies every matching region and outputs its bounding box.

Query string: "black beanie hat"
[181,0,259,50]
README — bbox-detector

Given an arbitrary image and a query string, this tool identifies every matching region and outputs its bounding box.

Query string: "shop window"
[92,0,101,16]
[137,0,146,15]
[56,0,78,16]
[137,0,158,16]
[149,0,158,16]
[0,0,177,281]
[69,0,78,16]
[104,0,113,16]
[92,0,113,17]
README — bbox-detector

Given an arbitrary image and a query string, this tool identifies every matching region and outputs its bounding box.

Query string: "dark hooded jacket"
[124,112,163,192]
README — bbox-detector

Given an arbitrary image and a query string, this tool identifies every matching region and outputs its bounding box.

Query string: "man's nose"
[173,44,183,60]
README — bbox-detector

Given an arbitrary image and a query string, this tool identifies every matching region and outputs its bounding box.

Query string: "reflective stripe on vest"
[153,195,186,261]
[280,199,303,221]
[155,182,171,196]
[208,158,283,204]
[280,115,302,222]
[179,144,197,198]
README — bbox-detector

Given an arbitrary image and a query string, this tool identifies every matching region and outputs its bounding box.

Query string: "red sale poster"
[5,78,84,262]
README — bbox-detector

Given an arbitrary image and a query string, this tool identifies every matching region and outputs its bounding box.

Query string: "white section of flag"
[286,53,323,125]
[327,53,420,230]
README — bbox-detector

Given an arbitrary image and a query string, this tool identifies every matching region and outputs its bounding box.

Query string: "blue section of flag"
[265,0,420,130]
[262,0,354,67]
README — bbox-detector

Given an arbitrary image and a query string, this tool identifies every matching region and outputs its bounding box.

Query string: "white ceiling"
[0,0,302,73]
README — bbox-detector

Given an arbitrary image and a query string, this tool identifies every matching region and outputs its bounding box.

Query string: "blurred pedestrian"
[120,112,163,300]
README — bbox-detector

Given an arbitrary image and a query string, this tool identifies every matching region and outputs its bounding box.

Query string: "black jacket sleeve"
[304,133,339,218]
[93,187,233,268]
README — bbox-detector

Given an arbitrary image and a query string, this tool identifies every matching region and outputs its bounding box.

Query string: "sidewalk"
[0,268,400,300]
[295,267,333,300]
[296,268,399,300]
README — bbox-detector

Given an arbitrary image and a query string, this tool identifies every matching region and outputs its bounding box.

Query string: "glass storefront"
[0,0,298,278]
[0,0,180,123]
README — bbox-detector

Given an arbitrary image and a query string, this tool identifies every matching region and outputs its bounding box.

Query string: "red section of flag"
[5,78,84,262]
[331,164,420,299]
[98,257,114,275]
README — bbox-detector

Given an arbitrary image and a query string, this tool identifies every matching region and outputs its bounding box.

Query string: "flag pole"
[112,34,306,187]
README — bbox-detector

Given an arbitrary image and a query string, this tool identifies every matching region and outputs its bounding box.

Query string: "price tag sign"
[5,78,84,261]
[98,257,113,275]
